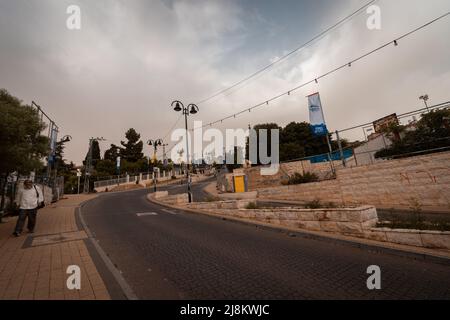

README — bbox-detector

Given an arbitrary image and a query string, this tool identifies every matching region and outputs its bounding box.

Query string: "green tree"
[104,144,121,162]
[95,159,116,178]
[53,140,78,194]
[83,140,101,168]
[0,89,50,213]
[246,121,336,164]
[280,142,305,161]
[120,128,144,162]
[0,89,49,175]
[280,122,332,160]
[381,122,406,142]
[245,123,280,165]
[375,109,450,158]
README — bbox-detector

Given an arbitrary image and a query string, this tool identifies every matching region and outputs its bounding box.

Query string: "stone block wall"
[190,204,378,236]
[256,151,450,211]
[245,160,339,191]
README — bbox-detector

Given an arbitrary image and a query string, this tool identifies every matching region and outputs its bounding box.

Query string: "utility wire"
[162,113,183,141]
[154,114,183,158]
[193,12,450,131]
[195,0,378,105]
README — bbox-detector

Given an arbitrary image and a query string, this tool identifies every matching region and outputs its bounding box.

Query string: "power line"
[162,113,183,141]
[195,0,378,105]
[149,114,183,159]
[193,12,450,131]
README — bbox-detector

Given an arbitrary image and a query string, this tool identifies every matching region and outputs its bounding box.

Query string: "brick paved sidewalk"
[0,195,111,300]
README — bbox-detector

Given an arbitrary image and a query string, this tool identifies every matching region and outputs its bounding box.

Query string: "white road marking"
[136,212,158,217]
[162,209,178,215]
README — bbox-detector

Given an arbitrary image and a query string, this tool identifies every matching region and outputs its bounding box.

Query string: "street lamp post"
[147,139,163,192]
[171,101,199,203]
[419,94,430,112]
[116,149,121,185]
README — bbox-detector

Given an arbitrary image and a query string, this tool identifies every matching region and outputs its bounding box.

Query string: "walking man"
[13,179,44,237]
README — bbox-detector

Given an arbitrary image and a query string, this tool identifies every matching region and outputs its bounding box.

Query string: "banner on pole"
[307,92,328,136]
[48,127,58,164]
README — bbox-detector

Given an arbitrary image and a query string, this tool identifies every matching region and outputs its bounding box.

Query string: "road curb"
[147,194,450,266]
[76,197,139,300]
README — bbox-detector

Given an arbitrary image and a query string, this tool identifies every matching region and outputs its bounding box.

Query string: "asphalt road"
[165,177,214,202]
[81,184,450,299]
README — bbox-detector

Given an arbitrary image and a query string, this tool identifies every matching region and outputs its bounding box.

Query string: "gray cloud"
[0,0,449,164]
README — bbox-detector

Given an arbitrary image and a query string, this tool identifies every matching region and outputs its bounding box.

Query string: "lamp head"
[189,104,199,115]
[174,102,182,112]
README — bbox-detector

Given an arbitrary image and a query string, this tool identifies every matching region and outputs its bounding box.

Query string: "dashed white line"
[136,212,158,217]
[162,209,178,215]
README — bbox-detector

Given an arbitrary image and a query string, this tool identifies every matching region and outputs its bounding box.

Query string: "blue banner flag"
[308,93,328,136]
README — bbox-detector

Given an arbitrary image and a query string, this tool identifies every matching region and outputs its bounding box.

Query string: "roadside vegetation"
[375,109,450,159]
[282,172,319,185]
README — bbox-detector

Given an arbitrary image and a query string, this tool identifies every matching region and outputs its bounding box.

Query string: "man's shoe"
[13,232,20,237]
[28,230,34,234]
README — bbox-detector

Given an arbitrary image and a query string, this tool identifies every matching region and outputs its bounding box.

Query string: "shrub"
[204,195,220,202]
[245,202,258,209]
[374,109,450,159]
[287,172,319,185]
[305,199,322,209]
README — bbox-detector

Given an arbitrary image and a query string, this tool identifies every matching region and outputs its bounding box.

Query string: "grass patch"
[304,200,338,209]
[377,207,450,231]
[282,172,319,185]
[377,221,450,232]
[204,195,221,202]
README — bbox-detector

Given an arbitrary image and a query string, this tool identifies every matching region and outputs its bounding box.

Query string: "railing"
[93,171,185,189]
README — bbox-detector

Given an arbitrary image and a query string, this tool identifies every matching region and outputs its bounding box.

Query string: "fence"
[0,174,62,219]
[93,169,185,190]
[241,100,450,190]
[333,100,450,167]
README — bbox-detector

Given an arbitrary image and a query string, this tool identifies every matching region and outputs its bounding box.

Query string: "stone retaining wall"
[152,191,189,205]
[187,202,378,236]
[153,196,450,249]
[364,228,450,249]
[257,151,450,211]
[244,160,339,190]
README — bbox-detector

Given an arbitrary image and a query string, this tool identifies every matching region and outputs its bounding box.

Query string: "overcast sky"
[1,0,449,165]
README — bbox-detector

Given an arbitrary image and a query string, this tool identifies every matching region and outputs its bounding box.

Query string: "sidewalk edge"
[76,198,139,300]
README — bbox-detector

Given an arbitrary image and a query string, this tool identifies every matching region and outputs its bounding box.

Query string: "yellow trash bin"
[233,175,246,193]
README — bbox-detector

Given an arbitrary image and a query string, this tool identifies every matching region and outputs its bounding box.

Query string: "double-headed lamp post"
[419,94,430,112]
[147,139,163,164]
[147,139,163,192]
[171,101,199,203]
